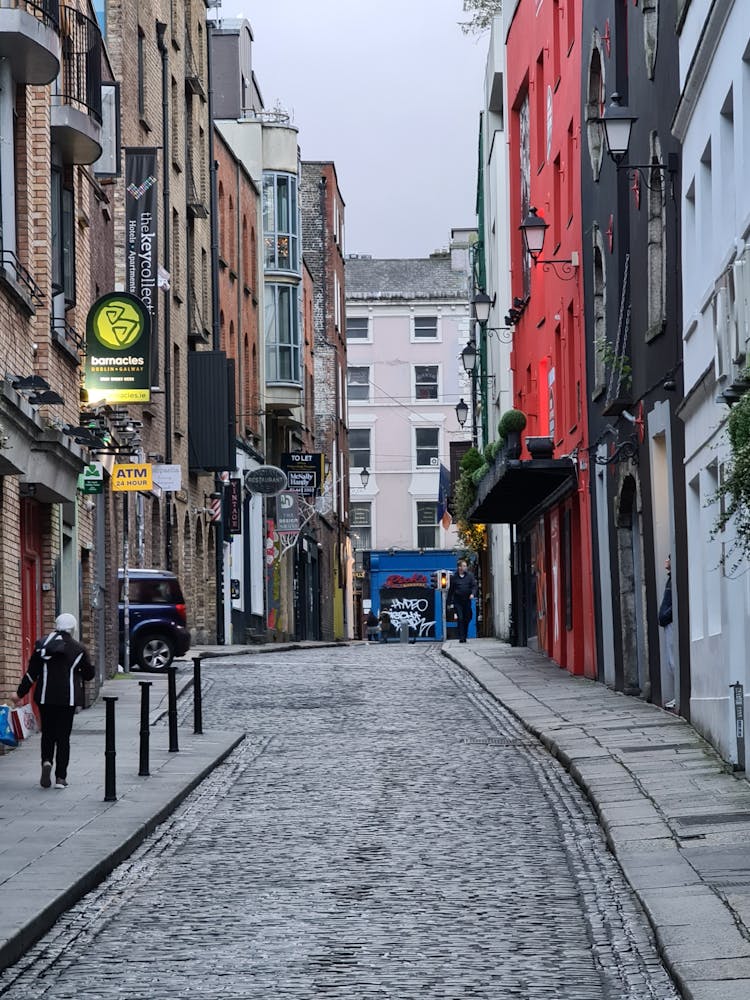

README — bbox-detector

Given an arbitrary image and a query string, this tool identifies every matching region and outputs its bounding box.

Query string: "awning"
[470,456,577,525]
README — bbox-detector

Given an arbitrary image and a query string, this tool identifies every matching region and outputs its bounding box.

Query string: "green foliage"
[460,446,484,474]
[715,389,750,563]
[498,409,527,436]
[472,463,490,485]
[596,337,632,391]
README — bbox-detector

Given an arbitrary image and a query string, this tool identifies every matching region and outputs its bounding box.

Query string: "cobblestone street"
[0,645,681,999]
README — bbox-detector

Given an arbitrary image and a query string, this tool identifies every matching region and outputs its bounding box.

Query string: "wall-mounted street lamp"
[520,208,579,280]
[472,291,492,325]
[359,466,370,487]
[461,341,478,373]
[455,398,469,428]
[599,93,678,191]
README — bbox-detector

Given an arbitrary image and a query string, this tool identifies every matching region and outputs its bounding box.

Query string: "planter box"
[525,436,554,459]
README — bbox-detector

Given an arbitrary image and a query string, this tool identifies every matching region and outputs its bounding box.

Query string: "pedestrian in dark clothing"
[365,610,380,641]
[447,559,476,643]
[658,555,675,709]
[13,613,94,789]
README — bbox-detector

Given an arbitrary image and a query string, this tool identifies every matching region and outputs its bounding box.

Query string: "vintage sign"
[84,292,151,403]
[227,478,242,535]
[276,491,300,534]
[111,463,153,492]
[125,147,158,375]
[281,452,324,496]
[244,465,288,496]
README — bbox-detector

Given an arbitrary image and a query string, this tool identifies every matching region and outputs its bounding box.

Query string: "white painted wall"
[675,0,750,762]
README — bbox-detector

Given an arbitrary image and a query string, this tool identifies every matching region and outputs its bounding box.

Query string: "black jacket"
[658,576,673,627]
[17,631,94,708]
[448,570,476,603]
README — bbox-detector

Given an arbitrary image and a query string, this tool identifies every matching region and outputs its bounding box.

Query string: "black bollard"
[167,665,179,753]
[138,681,152,776]
[103,696,118,802]
[193,656,203,735]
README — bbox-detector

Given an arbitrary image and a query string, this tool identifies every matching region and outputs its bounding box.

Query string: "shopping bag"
[0,705,18,748]
[12,703,39,739]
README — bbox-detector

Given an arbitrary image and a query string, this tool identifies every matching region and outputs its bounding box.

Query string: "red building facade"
[505,0,595,676]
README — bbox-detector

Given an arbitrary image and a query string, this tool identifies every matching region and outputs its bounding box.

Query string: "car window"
[125,578,182,604]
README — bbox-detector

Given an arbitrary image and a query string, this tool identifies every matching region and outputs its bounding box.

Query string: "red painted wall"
[506,0,596,677]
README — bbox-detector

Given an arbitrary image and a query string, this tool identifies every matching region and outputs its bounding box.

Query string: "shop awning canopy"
[470,456,578,525]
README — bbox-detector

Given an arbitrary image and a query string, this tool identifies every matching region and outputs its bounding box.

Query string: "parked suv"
[118,569,191,671]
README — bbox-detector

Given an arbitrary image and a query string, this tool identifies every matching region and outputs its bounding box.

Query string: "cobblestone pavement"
[0,645,681,999]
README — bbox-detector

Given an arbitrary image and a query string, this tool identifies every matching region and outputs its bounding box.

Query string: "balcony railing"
[2,249,43,305]
[58,4,102,123]
[3,0,60,31]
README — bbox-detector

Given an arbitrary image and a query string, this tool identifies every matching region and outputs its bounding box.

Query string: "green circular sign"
[91,295,146,351]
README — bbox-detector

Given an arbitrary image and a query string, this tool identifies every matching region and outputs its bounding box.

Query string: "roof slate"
[345,256,469,301]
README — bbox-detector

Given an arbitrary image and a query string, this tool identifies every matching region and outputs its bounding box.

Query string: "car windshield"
[121,578,183,604]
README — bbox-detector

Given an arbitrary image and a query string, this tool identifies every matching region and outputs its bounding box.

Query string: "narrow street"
[0,645,679,999]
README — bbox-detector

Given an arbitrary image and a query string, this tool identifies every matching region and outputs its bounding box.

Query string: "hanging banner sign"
[84,291,151,403]
[281,452,325,496]
[227,478,242,535]
[111,463,153,492]
[125,147,159,376]
[151,463,182,491]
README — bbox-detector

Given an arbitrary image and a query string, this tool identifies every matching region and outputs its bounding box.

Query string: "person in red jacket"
[13,613,94,789]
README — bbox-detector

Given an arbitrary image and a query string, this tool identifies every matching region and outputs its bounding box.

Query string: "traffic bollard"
[193,656,203,735]
[731,681,745,772]
[167,665,179,753]
[103,696,118,802]
[138,681,152,776]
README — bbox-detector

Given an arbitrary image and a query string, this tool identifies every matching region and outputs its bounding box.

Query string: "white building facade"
[346,247,472,561]
[673,0,750,762]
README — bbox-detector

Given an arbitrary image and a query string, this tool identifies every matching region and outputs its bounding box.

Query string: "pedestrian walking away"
[658,555,675,710]
[447,558,476,643]
[13,613,95,789]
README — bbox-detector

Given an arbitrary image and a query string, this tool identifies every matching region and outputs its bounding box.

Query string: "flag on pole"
[437,463,453,530]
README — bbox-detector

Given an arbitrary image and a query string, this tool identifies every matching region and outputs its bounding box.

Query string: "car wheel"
[136,633,175,671]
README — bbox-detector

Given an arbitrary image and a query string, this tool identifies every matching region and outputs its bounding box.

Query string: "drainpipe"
[156,21,173,571]
[206,15,226,644]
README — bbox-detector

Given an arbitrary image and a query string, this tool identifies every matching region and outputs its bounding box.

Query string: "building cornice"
[673,0,733,140]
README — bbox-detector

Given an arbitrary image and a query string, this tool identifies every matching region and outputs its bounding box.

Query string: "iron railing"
[2,0,60,31]
[51,314,84,353]
[58,4,102,123]
[2,250,43,305]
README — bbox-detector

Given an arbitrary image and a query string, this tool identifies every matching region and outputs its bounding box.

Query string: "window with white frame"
[414,315,438,339]
[348,366,370,402]
[265,283,301,383]
[350,502,372,550]
[263,171,299,273]
[416,501,438,548]
[346,316,369,340]
[349,428,371,469]
[414,365,438,400]
[415,427,439,467]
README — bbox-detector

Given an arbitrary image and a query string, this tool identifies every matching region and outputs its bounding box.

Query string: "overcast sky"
[215,0,487,259]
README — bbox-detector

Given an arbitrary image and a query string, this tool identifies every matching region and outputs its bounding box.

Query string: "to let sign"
[281,452,324,496]
[112,463,153,492]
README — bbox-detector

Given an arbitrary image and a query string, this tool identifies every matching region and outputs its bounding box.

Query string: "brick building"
[300,161,351,640]
[0,0,115,701]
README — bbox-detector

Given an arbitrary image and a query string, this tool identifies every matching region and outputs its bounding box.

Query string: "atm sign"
[111,463,153,492]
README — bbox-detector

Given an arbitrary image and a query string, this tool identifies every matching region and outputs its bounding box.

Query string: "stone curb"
[442,645,750,1000]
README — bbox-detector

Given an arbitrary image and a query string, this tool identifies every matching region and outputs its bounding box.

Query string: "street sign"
[244,465,287,496]
[277,491,300,534]
[80,461,104,495]
[151,463,182,491]
[111,463,152,492]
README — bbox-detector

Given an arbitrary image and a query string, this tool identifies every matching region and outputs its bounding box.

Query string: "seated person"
[378,611,392,642]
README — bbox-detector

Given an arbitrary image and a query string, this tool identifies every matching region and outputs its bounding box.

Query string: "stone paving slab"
[444,639,750,1000]
[0,666,243,971]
